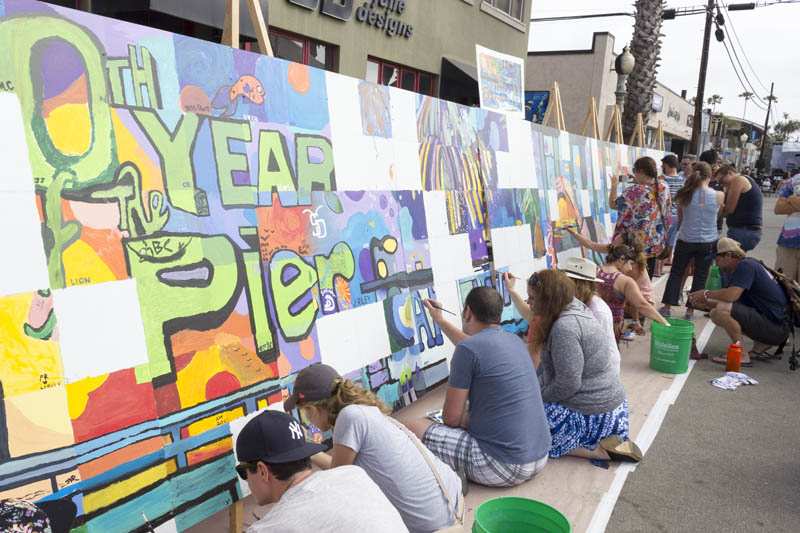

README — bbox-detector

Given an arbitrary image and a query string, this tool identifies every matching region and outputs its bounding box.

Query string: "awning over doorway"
[440,57,479,106]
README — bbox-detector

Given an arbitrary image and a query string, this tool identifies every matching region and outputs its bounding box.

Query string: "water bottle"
[726,342,742,372]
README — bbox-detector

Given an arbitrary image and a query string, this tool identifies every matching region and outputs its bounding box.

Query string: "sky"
[527,1,799,130]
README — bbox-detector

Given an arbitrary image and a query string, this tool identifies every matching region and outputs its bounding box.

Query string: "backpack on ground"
[758,260,800,370]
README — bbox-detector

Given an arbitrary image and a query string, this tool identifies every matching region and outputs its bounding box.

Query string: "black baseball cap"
[235,411,326,464]
[283,364,341,411]
[661,154,679,169]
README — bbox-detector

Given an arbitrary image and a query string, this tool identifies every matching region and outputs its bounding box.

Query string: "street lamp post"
[614,45,635,115]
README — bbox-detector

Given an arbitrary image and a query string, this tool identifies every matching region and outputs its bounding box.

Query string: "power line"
[718,20,768,107]
[719,38,767,112]
[720,3,771,93]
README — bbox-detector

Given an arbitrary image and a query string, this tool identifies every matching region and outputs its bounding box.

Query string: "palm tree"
[738,91,754,120]
[622,0,665,140]
[707,94,723,113]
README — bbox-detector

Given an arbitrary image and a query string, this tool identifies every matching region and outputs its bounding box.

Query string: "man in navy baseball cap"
[234,410,408,532]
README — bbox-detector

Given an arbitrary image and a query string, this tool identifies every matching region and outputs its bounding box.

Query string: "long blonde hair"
[528,269,575,349]
[305,378,391,427]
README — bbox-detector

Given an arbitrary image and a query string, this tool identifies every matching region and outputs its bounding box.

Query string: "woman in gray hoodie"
[526,269,642,463]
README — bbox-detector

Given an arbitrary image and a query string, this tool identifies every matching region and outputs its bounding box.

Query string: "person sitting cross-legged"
[405,287,551,488]
[526,269,642,463]
[235,410,408,533]
[688,237,791,365]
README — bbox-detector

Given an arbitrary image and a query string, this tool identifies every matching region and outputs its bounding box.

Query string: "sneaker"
[683,309,694,320]
[658,306,672,317]
[621,330,636,342]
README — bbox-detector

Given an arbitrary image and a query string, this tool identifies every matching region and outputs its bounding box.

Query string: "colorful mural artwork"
[0,2,664,531]
[475,45,525,119]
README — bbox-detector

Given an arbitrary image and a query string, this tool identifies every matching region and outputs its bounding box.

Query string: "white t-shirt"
[334,405,461,533]
[247,465,408,533]
[589,295,621,374]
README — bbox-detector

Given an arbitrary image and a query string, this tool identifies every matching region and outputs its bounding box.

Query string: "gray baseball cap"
[284,364,341,411]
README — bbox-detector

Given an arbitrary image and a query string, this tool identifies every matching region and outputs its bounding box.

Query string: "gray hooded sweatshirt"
[537,299,626,414]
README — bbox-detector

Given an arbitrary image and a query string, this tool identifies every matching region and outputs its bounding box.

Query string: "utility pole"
[689,0,715,155]
[757,82,776,173]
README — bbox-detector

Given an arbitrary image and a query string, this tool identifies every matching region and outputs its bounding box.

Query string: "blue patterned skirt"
[545,400,630,458]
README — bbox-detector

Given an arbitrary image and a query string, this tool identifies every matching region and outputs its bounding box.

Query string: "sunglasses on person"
[235,461,259,481]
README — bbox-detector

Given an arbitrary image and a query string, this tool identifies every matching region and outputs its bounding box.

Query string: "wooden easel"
[605,104,624,145]
[221,1,274,528]
[653,120,665,151]
[580,97,600,139]
[628,112,646,148]
[222,0,274,56]
[541,81,566,131]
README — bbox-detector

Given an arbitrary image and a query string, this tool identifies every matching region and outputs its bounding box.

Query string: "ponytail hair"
[607,244,634,264]
[675,161,712,207]
[306,378,391,427]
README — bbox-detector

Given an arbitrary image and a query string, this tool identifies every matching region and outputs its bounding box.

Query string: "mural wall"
[0,1,665,530]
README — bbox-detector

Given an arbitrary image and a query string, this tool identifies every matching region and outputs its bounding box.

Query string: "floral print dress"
[613,180,671,258]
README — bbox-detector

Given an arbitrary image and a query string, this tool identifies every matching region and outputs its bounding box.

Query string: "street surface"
[609,195,800,532]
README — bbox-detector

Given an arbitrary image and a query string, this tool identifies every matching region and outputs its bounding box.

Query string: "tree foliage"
[623,0,664,141]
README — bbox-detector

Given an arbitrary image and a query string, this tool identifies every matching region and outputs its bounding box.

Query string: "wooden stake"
[245,0,274,56]
[222,0,274,56]
[229,500,243,533]
[654,120,665,151]
[629,112,646,147]
[222,0,239,49]
[581,97,600,139]
[605,105,624,144]
[542,81,566,131]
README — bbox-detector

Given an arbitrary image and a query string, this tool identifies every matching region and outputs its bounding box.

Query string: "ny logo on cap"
[288,420,304,440]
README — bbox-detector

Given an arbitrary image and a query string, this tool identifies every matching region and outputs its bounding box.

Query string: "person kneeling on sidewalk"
[527,270,642,463]
[405,287,551,488]
[235,410,408,533]
[689,237,791,365]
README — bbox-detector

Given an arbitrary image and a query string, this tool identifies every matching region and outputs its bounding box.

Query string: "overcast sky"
[528,1,799,129]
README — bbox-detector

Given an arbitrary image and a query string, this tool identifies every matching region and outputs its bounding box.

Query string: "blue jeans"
[727,226,761,252]
[667,221,680,249]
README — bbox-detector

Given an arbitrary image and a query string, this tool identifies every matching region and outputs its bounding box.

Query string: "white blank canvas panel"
[0,93,35,194]
[54,279,149,382]
[491,224,534,268]
[318,302,390,375]
[423,191,449,238]
[429,233,473,283]
[0,192,50,297]
[497,118,535,189]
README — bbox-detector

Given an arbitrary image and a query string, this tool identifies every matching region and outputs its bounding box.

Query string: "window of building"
[482,0,524,21]
[366,58,437,96]
[243,28,338,72]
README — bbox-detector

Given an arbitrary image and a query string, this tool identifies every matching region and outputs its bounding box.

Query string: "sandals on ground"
[599,435,643,463]
[710,355,753,367]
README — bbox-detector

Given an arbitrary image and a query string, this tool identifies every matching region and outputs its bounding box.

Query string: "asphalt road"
[608,196,800,532]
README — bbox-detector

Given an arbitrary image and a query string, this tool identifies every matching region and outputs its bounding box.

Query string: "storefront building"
[50,0,532,105]
[526,32,695,156]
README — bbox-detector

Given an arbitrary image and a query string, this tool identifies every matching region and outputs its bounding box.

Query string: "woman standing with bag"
[660,162,724,319]
[613,156,672,278]
[285,364,463,533]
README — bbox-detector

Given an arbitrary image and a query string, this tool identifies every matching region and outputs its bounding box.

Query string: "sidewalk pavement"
[192,273,702,532]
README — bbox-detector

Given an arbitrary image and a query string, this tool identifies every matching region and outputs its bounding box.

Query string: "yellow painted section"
[0,293,63,397]
[111,109,164,192]
[63,240,117,287]
[184,407,244,437]
[83,459,177,514]
[66,375,109,420]
[6,387,75,457]
[176,344,224,408]
[257,398,268,410]
[44,103,90,155]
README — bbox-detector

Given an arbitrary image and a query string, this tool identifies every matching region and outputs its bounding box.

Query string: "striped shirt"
[663,173,684,217]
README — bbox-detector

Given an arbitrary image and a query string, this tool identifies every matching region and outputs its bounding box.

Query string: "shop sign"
[288,0,413,38]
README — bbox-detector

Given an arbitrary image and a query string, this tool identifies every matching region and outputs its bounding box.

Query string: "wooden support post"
[245,0,274,56]
[222,0,274,57]
[654,120,665,151]
[628,112,646,147]
[229,500,243,533]
[580,97,600,139]
[542,81,566,131]
[605,105,624,145]
[222,0,239,49]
